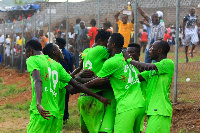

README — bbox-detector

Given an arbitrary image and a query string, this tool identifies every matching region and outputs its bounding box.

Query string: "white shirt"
[0,35,4,44]
[46,32,55,43]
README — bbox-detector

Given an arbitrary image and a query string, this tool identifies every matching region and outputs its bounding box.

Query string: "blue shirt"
[60,48,73,73]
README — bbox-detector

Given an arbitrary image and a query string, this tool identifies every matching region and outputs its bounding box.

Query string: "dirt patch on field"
[171,102,200,133]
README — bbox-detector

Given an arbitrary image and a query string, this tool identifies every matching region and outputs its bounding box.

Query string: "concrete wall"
[37,0,200,30]
[1,0,200,32]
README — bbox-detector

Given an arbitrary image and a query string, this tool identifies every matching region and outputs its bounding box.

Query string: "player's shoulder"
[183,14,190,20]
[92,45,107,52]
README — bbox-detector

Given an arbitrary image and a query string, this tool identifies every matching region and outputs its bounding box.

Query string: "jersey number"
[124,65,137,83]
[84,60,92,69]
[48,67,58,90]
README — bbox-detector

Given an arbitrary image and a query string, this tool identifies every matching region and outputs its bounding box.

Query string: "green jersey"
[140,59,174,117]
[82,45,109,93]
[97,53,145,114]
[26,55,72,118]
[58,82,68,117]
[82,46,109,74]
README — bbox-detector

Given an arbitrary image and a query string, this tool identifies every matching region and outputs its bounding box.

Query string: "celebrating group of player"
[26,29,174,133]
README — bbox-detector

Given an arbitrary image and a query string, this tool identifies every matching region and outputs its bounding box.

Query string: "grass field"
[0,46,199,133]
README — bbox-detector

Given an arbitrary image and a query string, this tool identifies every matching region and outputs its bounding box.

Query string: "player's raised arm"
[32,70,51,120]
[137,7,149,22]
[131,10,134,24]
[123,51,157,72]
[114,6,127,22]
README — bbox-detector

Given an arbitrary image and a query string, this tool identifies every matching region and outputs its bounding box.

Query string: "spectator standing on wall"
[88,19,98,48]
[39,30,49,49]
[114,6,134,49]
[138,7,165,63]
[79,21,89,51]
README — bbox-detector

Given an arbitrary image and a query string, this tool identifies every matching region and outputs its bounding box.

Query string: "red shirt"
[141,32,148,42]
[164,33,170,41]
[88,27,98,47]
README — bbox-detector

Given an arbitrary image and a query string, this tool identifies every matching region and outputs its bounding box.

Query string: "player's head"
[122,14,128,24]
[149,40,170,60]
[103,21,111,30]
[90,19,96,26]
[127,43,141,61]
[43,43,64,62]
[95,29,111,47]
[107,33,124,53]
[25,40,42,58]
[189,7,195,15]
[39,30,43,36]
[76,18,81,24]
[55,38,66,49]
[151,12,159,25]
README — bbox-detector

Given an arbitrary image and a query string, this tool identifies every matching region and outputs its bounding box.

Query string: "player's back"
[83,45,109,74]
[27,55,57,116]
[97,53,145,114]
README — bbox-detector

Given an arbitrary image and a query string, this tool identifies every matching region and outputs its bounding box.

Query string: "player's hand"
[80,69,95,78]
[37,104,51,120]
[122,51,131,61]
[98,96,111,107]
[79,59,83,70]
[139,21,144,24]
[93,77,110,85]
[123,6,128,10]
[182,33,185,39]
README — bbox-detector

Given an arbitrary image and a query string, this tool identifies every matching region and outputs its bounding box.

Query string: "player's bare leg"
[190,44,195,58]
[185,46,189,63]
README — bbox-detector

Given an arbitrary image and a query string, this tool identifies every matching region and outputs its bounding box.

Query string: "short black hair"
[158,40,170,55]
[103,21,112,28]
[42,43,55,58]
[25,39,42,51]
[110,33,124,49]
[58,31,61,35]
[90,19,96,26]
[95,29,111,43]
[76,18,81,24]
[56,38,66,46]
[128,43,141,52]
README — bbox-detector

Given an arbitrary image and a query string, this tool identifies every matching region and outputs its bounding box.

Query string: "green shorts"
[78,95,104,133]
[146,115,171,133]
[57,114,64,132]
[114,107,145,133]
[99,89,116,133]
[27,113,58,133]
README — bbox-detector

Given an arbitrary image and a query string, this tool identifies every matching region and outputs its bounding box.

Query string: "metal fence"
[0,0,199,104]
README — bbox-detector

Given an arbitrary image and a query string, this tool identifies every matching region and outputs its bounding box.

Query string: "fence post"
[98,0,101,29]
[134,0,138,43]
[174,0,180,104]
[21,19,24,73]
[12,23,14,68]
[34,13,36,39]
[3,12,6,64]
[66,0,69,50]
[49,2,51,43]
